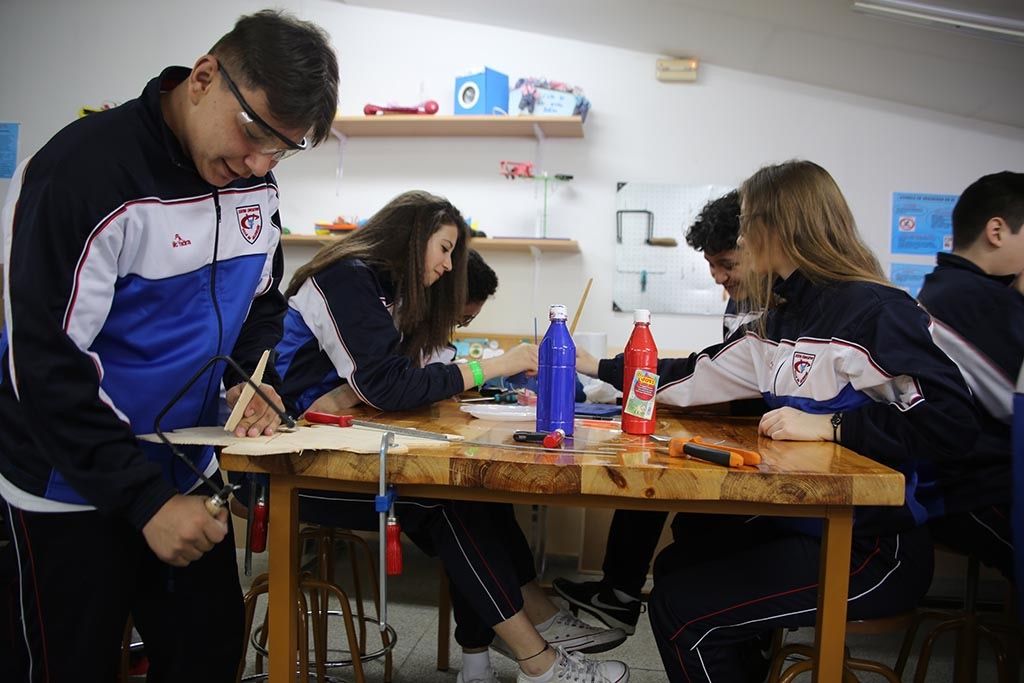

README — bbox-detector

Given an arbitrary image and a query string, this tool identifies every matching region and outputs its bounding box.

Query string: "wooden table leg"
[813,506,853,683]
[269,476,299,683]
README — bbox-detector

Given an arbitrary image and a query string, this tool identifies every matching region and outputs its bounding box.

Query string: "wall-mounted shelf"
[332,115,584,139]
[281,234,579,254]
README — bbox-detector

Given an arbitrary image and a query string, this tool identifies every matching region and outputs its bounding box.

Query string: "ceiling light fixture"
[852,0,1024,43]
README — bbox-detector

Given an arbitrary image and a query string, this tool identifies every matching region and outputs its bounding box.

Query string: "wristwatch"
[830,412,843,442]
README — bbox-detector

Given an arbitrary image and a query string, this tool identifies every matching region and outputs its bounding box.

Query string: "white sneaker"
[538,610,628,654]
[492,610,627,660]
[516,646,629,683]
[457,667,500,683]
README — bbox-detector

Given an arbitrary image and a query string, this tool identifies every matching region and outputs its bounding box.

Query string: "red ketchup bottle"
[622,309,659,435]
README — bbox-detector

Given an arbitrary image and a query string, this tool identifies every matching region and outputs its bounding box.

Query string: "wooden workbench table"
[220,401,904,682]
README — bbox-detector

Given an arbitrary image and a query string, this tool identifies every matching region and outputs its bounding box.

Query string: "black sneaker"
[552,579,643,635]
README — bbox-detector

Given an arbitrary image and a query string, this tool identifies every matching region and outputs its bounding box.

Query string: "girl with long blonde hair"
[577,160,977,682]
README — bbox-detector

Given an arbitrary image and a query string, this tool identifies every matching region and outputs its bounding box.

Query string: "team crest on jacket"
[792,351,816,386]
[236,205,263,244]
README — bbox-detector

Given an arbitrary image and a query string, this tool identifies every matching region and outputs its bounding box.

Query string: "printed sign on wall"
[891,192,958,255]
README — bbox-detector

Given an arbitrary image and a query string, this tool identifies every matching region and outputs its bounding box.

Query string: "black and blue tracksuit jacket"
[599,270,979,535]
[275,258,463,414]
[918,252,1024,515]
[0,67,285,530]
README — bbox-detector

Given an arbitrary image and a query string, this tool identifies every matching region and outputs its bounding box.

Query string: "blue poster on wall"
[0,122,19,179]
[891,192,958,255]
[890,262,934,298]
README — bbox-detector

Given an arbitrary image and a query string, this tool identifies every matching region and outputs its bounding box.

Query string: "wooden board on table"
[138,424,453,456]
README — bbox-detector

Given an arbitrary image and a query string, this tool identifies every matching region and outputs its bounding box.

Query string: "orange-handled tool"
[668,439,743,467]
[691,436,762,465]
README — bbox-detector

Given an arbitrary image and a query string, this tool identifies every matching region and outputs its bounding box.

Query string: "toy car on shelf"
[363,100,439,116]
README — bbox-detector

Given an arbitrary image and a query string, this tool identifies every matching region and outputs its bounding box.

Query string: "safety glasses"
[219,64,309,161]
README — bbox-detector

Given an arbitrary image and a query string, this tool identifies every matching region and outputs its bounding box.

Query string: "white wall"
[3,0,1023,355]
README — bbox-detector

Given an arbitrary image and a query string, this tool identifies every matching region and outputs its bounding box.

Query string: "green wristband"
[468,360,485,388]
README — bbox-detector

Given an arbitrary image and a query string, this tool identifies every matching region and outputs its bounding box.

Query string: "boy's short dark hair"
[211,10,339,146]
[952,171,1024,250]
[685,190,741,255]
[467,249,498,303]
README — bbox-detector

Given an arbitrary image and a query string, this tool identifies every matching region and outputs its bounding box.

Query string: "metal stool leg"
[438,566,452,672]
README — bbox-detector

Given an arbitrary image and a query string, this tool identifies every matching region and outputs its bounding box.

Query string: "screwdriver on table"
[665,437,761,468]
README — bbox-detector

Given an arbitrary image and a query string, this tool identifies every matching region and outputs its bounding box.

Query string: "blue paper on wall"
[891,192,957,255]
[0,122,19,179]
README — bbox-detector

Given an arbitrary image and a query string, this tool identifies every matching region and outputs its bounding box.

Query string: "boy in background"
[553,190,751,634]
[918,170,1024,578]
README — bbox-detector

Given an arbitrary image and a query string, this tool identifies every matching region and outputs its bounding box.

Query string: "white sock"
[613,589,640,603]
[462,649,492,679]
[519,656,557,682]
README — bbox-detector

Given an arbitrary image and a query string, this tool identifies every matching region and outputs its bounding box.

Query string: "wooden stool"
[240,527,395,683]
[768,612,915,683]
[897,552,1017,683]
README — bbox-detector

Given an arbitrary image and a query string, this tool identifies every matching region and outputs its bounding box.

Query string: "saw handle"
[305,411,354,427]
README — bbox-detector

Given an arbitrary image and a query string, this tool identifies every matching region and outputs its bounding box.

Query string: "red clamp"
[249,493,268,553]
[305,411,353,427]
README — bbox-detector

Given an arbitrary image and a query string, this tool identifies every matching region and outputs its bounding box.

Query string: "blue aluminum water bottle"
[536,304,576,436]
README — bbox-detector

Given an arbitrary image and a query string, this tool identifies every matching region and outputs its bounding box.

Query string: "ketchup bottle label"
[624,369,659,419]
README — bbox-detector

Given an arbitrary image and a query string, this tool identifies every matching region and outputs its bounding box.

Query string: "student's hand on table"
[758,407,832,441]
[225,382,284,437]
[575,347,600,377]
[502,343,539,376]
[306,384,362,415]
[142,494,229,567]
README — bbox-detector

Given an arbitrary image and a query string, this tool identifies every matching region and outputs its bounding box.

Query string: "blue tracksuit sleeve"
[598,335,762,407]
[599,353,712,390]
[839,299,979,465]
[294,261,465,411]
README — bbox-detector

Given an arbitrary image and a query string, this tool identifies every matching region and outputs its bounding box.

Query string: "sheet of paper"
[139,424,452,456]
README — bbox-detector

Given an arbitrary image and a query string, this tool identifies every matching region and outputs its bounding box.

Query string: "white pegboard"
[614,183,733,315]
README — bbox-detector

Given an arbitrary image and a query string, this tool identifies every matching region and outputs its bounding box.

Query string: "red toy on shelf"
[363,100,439,116]
[499,160,534,179]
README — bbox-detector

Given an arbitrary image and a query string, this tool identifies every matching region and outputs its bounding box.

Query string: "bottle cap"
[549,304,568,320]
[634,309,651,324]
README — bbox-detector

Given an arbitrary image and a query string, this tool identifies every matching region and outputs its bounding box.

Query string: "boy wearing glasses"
[0,10,338,681]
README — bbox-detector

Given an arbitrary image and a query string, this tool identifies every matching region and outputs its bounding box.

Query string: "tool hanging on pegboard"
[616,209,678,247]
